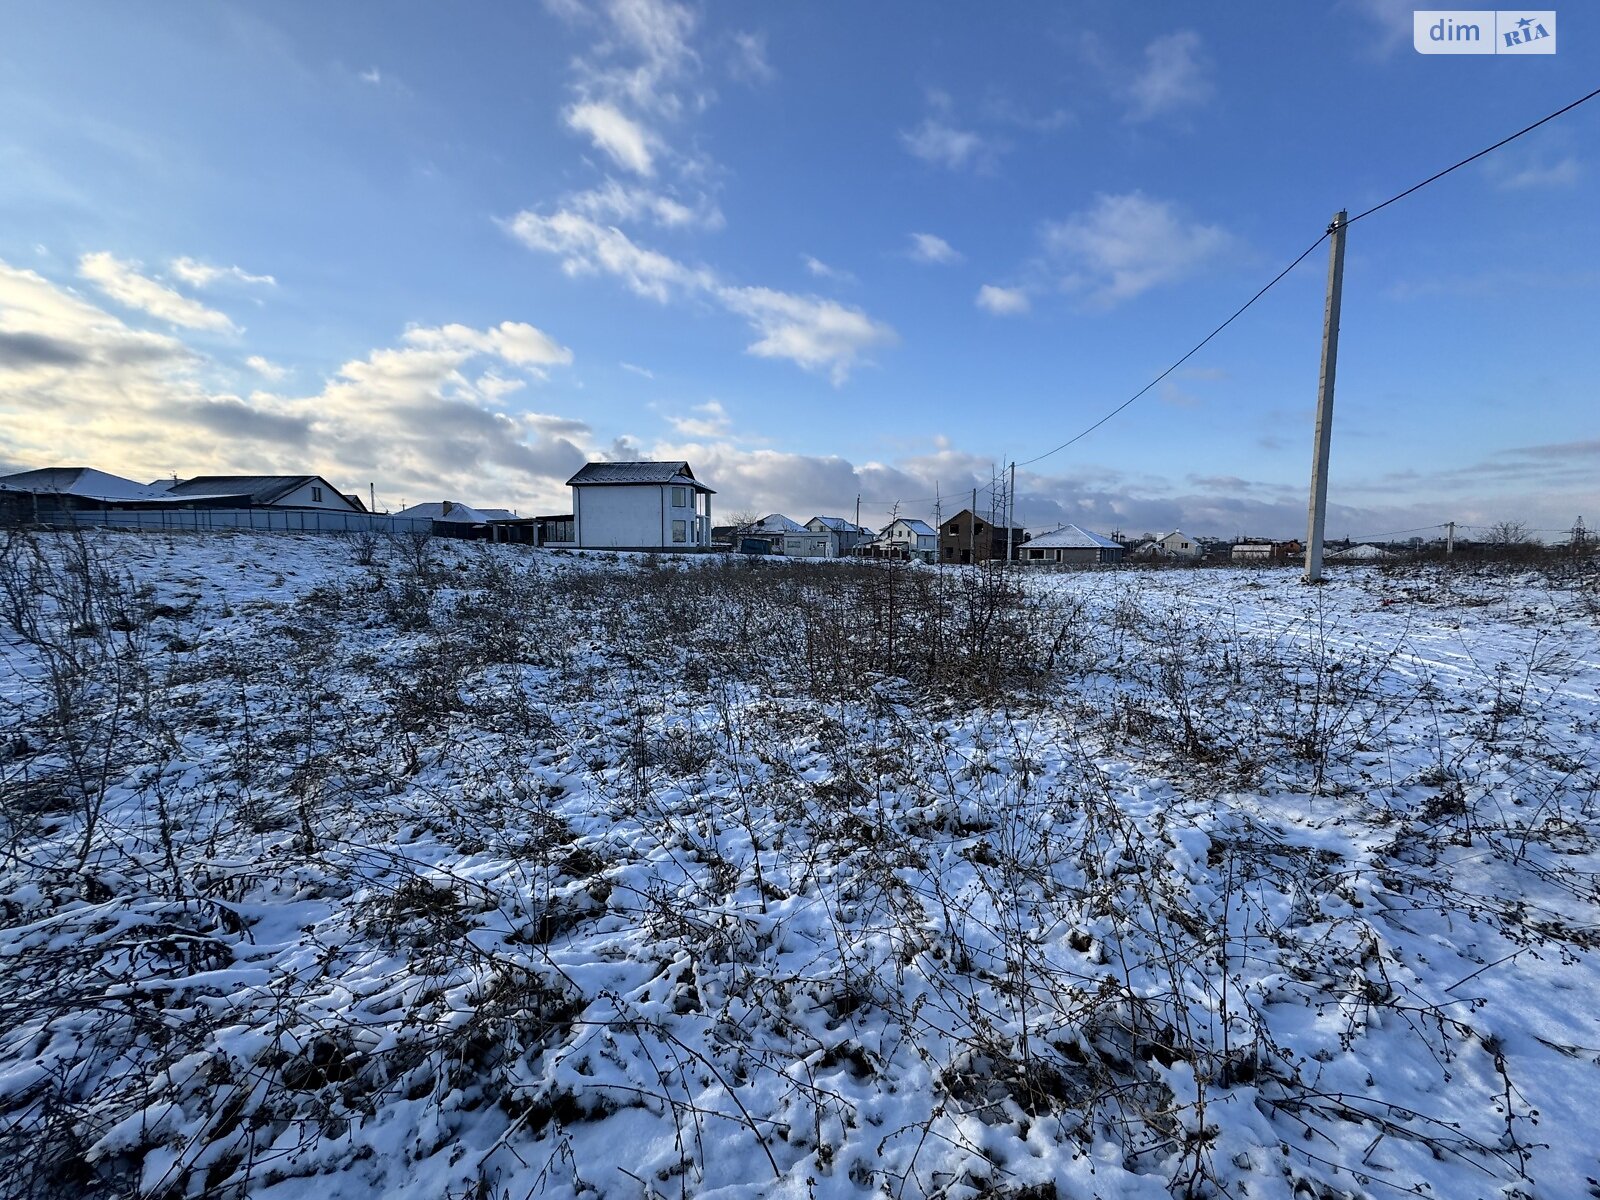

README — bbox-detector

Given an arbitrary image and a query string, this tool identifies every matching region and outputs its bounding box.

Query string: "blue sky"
[0,1,1595,538]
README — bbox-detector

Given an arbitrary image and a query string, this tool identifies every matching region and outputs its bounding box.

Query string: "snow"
[2,531,1599,1200]
[1327,543,1396,561]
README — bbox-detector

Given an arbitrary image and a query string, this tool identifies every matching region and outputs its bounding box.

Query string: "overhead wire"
[1010,84,1600,474]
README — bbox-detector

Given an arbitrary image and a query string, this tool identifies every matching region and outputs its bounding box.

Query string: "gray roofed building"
[567,459,714,550]
[0,467,169,501]
[1024,524,1122,550]
[1021,524,1124,565]
[394,501,492,523]
[566,460,715,493]
[156,474,363,512]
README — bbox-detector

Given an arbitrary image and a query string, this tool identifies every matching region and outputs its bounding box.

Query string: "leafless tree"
[1488,520,1530,546]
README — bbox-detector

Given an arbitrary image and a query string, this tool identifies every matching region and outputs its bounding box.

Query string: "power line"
[1346,83,1600,226]
[1016,231,1330,470]
[1014,83,1600,474]
[1343,523,1448,541]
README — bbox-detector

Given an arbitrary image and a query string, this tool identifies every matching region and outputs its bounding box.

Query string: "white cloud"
[729,31,774,84]
[976,285,1029,316]
[901,118,986,170]
[1043,192,1230,306]
[565,100,658,177]
[620,361,655,378]
[803,255,854,283]
[506,208,894,383]
[359,67,383,85]
[245,354,288,380]
[719,286,896,385]
[909,232,961,264]
[566,178,723,229]
[1498,155,1581,190]
[507,209,712,301]
[169,257,277,289]
[564,0,701,120]
[401,321,574,372]
[666,399,732,438]
[78,252,237,332]
[1126,31,1212,121]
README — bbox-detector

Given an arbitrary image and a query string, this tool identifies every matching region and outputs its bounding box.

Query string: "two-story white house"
[803,516,874,557]
[875,518,938,561]
[566,461,714,550]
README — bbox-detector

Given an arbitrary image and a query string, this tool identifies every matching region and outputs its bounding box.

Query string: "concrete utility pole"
[1303,210,1348,584]
[1005,462,1016,564]
[1446,521,1455,555]
[970,487,977,563]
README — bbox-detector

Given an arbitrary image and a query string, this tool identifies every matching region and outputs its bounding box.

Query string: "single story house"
[152,475,366,512]
[1231,539,1303,563]
[0,467,173,515]
[1021,524,1124,565]
[394,500,492,524]
[784,528,839,558]
[566,460,714,550]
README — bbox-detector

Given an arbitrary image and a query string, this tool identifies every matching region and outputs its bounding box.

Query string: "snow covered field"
[2,528,1598,1200]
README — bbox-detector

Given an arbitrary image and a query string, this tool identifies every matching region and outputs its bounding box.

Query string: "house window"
[672,520,687,543]
[950,523,960,536]
[672,487,687,508]
[311,486,323,502]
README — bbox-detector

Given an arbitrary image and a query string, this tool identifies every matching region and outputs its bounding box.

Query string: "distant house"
[567,460,714,550]
[784,528,838,558]
[752,514,805,552]
[866,518,937,561]
[1155,529,1203,560]
[804,515,874,557]
[1327,543,1395,562]
[154,475,364,512]
[1021,524,1124,565]
[1231,539,1302,563]
[394,500,491,525]
[0,467,172,511]
[938,508,1026,564]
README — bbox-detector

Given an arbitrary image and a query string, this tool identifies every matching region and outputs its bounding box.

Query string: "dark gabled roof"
[164,475,327,504]
[566,460,715,493]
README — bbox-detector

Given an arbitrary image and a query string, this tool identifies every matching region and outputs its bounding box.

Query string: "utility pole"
[970,487,977,564]
[1005,461,1016,564]
[1445,521,1455,555]
[1303,210,1348,584]
[369,482,376,513]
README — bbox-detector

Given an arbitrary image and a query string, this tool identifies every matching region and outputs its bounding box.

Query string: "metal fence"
[30,505,438,537]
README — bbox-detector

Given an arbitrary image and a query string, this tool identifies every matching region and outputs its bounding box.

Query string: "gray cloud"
[177,397,312,447]
[0,330,88,368]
